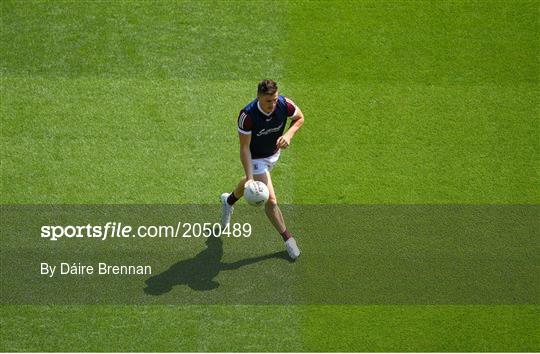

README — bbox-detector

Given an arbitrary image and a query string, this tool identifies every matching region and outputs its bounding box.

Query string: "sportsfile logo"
[41,222,252,241]
[41,222,134,241]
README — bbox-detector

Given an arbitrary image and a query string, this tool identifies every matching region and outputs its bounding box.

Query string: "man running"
[220,79,304,259]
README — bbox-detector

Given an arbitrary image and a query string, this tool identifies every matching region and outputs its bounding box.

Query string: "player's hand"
[244,179,254,189]
[276,135,291,149]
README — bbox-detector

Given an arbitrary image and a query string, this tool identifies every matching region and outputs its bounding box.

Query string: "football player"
[220,79,304,259]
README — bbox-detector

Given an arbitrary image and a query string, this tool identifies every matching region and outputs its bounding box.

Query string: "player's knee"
[265,196,278,207]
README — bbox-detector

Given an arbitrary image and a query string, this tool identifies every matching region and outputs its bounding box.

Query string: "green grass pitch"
[1,0,539,352]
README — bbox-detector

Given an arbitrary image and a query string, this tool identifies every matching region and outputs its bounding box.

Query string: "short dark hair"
[257,79,278,96]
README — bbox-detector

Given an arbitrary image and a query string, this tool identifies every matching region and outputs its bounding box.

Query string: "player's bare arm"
[239,132,254,186]
[277,108,304,149]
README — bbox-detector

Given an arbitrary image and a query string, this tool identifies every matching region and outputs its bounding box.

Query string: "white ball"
[244,181,269,207]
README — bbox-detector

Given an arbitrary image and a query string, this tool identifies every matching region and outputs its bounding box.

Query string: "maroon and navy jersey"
[237,95,299,158]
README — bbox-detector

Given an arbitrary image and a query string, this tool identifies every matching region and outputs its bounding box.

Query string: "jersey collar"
[257,101,273,117]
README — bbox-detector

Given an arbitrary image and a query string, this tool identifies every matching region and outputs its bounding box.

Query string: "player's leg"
[254,171,284,232]
[232,176,247,199]
[220,176,249,227]
[254,171,300,259]
[221,157,270,227]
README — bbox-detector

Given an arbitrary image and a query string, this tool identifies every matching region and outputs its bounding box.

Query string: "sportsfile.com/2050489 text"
[40,222,252,241]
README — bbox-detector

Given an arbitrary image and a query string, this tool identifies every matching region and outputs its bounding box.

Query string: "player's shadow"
[143,235,291,295]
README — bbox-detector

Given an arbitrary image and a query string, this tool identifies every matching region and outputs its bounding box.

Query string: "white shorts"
[252,150,281,175]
